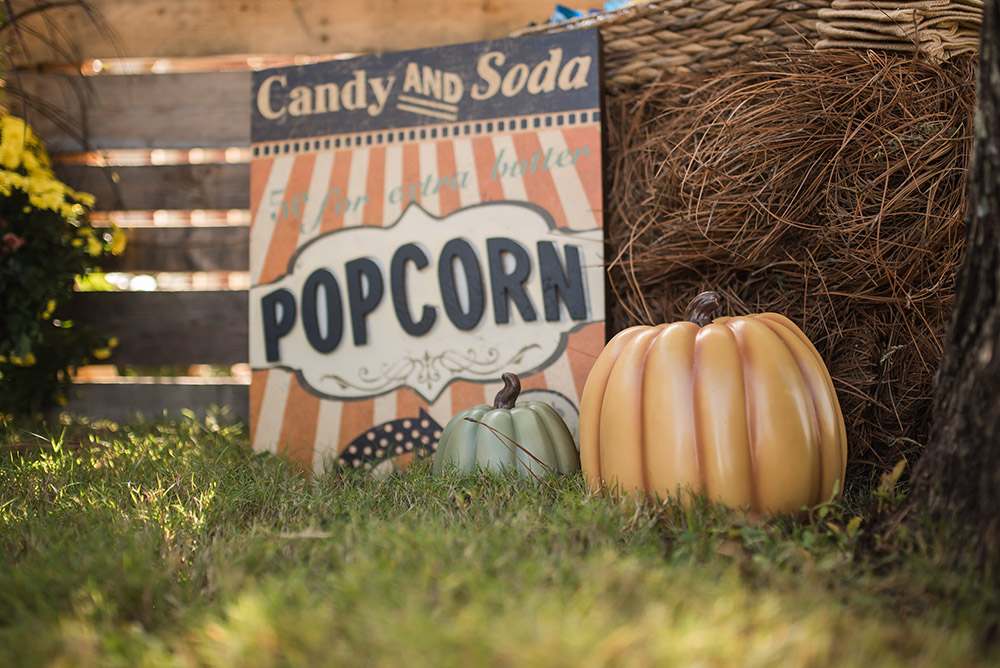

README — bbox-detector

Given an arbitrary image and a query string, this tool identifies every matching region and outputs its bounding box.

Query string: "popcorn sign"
[249,30,605,473]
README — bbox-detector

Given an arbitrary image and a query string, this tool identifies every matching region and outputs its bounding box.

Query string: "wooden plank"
[12,71,251,152]
[53,163,249,211]
[64,377,249,422]
[60,291,248,365]
[7,0,577,61]
[104,226,250,273]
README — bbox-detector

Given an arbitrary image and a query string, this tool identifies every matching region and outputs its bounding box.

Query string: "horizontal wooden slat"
[64,377,249,422]
[60,291,248,365]
[104,226,249,272]
[8,0,571,61]
[13,71,251,152]
[53,163,249,211]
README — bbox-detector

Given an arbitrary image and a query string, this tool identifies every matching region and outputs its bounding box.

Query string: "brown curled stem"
[493,372,521,409]
[683,291,721,327]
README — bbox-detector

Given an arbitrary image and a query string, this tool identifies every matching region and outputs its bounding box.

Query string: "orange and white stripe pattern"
[250,111,605,473]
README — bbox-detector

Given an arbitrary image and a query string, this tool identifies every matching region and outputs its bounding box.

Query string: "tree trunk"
[906,0,1000,563]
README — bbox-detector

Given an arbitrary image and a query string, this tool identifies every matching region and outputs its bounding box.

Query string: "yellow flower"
[0,169,25,195]
[92,347,112,360]
[0,116,28,169]
[0,113,96,217]
[40,299,57,320]
[25,176,67,213]
[73,190,96,208]
[56,395,68,407]
[86,235,103,257]
[71,238,84,248]
[0,355,6,363]
[10,353,37,367]
[110,227,127,255]
[108,337,120,348]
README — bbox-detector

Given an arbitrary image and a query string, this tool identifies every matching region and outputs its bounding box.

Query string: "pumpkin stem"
[494,372,521,409]
[684,291,721,327]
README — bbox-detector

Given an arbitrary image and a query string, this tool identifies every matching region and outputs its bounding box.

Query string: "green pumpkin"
[432,373,580,479]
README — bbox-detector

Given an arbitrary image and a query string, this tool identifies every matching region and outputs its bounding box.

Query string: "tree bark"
[906,0,1000,564]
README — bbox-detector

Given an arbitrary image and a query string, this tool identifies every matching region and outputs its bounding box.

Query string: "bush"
[0,113,125,418]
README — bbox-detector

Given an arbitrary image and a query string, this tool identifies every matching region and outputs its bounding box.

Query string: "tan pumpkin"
[579,292,847,515]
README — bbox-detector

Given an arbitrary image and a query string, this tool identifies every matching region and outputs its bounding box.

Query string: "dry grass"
[604,49,976,486]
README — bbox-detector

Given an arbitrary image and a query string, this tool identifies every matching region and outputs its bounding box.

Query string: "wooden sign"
[249,29,605,473]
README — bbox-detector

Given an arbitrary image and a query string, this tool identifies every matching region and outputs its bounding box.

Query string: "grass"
[1,416,998,666]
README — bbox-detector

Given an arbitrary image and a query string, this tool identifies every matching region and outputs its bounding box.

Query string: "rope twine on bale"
[514,0,983,82]
[512,0,829,88]
[816,0,983,62]
[602,48,976,486]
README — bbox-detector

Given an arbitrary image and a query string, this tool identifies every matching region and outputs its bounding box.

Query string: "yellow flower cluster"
[39,299,56,320]
[70,225,126,257]
[0,114,96,220]
[1,115,126,413]
[0,352,37,367]
[91,337,120,360]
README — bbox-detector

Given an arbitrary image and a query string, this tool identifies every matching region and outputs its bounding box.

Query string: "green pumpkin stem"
[684,291,721,327]
[493,372,521,409]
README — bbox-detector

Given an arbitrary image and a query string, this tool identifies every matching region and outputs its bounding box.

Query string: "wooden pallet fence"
[25,66,256,422]
[14,70,251,153]
[9,0,559,61]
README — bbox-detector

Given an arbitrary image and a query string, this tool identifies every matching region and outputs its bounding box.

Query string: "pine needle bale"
[603,49,975,486]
